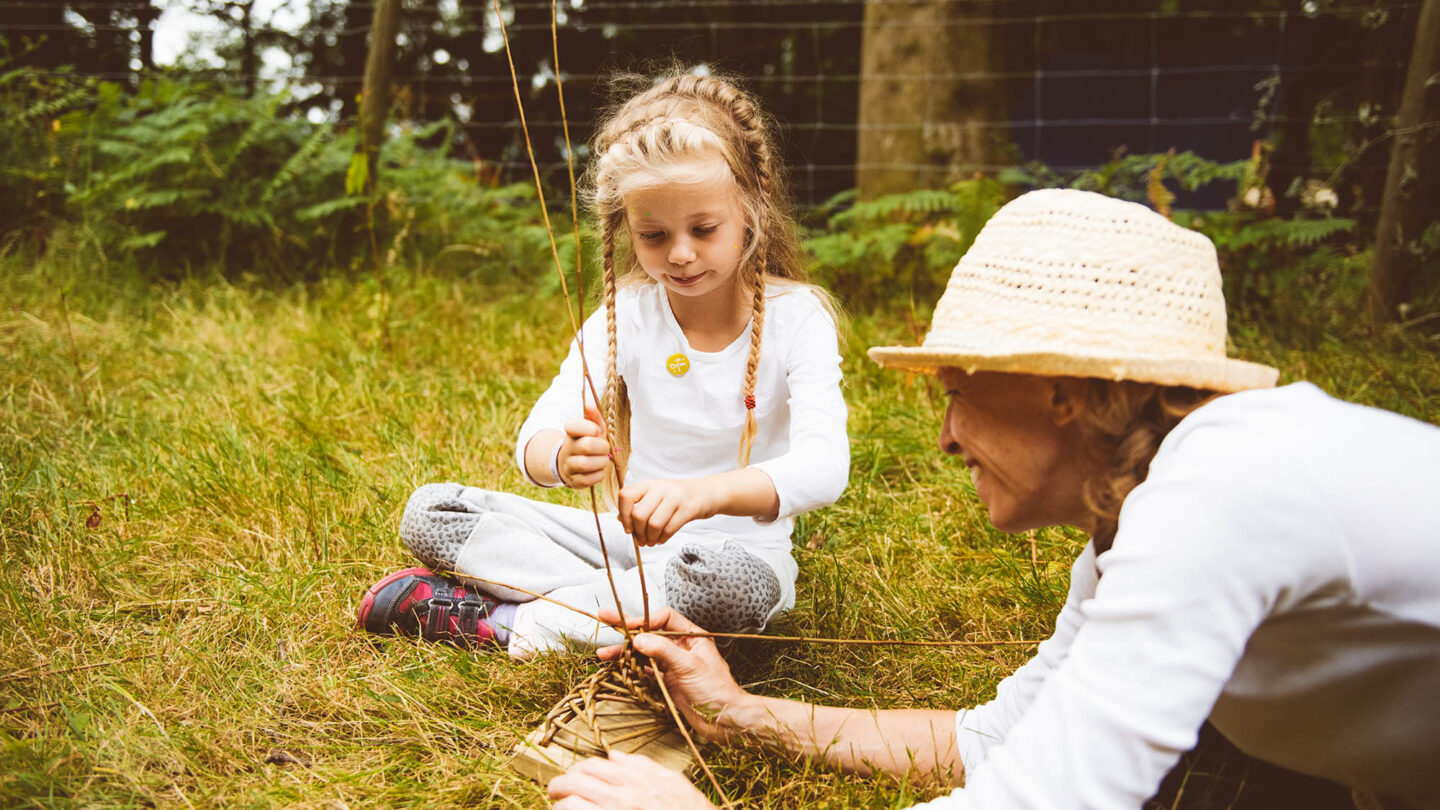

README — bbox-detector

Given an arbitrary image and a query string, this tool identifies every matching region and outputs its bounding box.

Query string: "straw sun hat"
[867,188,1279,393]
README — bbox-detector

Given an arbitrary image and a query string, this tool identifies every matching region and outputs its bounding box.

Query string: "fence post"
[1369,0,1440,324]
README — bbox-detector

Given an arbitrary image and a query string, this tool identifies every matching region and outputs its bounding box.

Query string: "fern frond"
[295,196,366,222]
[129,189,209,210]
[264,123,334,205]
[1231,217,1356,250]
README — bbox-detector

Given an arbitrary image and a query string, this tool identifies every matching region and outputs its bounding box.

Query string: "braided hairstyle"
[587,70,814,507]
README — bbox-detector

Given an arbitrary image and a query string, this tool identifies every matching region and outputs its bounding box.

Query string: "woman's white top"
[515,282,849,554]
[920,382,1440,809]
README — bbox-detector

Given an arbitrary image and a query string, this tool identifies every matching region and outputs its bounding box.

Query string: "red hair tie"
[744,395,756,410]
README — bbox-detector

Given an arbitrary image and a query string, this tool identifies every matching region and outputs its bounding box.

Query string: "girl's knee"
[399,483,477,571]
[664,541,782,634]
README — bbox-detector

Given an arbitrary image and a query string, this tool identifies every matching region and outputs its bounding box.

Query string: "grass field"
[3,253,1437,809]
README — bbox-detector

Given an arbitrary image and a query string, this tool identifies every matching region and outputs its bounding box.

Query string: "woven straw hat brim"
[867,345,1279,393]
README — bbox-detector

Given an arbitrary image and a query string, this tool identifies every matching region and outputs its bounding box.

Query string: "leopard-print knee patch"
[664,540,781,634]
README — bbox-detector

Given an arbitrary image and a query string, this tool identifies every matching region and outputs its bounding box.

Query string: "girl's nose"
[669,239,696,266]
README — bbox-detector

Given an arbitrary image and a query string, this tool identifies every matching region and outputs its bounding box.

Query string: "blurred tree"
[0,0,160,78]
[1370,0,1440,322]
[283,0,862,207]
[857,0,1011,199]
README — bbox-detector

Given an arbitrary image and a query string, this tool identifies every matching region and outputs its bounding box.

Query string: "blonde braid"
[737,256,767,467]
[731,79,779,468]
[600,211,630,508]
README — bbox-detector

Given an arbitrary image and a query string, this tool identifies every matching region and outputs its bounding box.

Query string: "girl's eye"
[637,231,665,242]
[693,224,718,236]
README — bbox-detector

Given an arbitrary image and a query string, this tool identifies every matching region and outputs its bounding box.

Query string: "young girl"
[357,72,849,658]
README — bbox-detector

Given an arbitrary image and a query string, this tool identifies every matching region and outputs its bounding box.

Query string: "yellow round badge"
[665,353,690,377]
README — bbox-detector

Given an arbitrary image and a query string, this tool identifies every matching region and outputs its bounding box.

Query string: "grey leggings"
[399,483,793,656]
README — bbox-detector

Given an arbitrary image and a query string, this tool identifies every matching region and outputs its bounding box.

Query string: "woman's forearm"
[726,696,964,785]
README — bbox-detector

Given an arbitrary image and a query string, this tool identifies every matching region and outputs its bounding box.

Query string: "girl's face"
[624,157,748,307]
[936,369,1094,534]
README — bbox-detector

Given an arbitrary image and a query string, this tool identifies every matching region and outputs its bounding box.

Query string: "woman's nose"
[938,402,963,455]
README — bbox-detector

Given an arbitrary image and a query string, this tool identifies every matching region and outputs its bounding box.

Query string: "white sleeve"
[912,429,1332,809]
[749,298,849,520]
[513,310,609,486]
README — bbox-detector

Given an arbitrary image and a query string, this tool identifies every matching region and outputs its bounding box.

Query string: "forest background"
[2,0,1438,807]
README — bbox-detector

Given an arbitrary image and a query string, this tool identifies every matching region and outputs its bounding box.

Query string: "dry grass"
[2,254,1436,808]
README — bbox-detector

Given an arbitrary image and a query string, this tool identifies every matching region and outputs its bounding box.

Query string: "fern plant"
[803,178,1008,305]
[1,71,563,284]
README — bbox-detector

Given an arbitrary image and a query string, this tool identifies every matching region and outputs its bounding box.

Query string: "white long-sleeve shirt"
[919,382,1440,809]
[515,282,849,553]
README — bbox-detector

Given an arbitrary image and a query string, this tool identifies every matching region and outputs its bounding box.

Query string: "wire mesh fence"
[0,0,1422,213]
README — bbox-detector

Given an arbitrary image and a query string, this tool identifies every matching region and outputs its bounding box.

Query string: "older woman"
[548,190,1440,809]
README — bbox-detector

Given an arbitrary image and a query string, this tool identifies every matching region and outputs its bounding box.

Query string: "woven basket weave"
[510,650,697,784]
[869,189,1278,392]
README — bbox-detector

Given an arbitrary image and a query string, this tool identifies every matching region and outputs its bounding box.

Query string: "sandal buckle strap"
[455,596,493,637]
[423,585,456,641]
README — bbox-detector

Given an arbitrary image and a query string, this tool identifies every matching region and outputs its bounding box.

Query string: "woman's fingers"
[549,753,716,810]
[596,606,685,633]
[551,796,603,810]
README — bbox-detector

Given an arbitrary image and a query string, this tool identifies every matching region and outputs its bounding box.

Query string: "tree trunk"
[856,0,1007,199]
[238,0,257,97]
[1369,0,1440,323]
[359,0,401,189]
[136,0,160,72]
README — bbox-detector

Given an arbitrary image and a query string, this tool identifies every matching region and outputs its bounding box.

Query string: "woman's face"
[936,369,1094,533]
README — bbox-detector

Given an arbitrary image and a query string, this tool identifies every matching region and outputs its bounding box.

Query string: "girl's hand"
[558,406,612,489]
[596,608,753,743]
[616,478,717,546]
[548,750,716,810]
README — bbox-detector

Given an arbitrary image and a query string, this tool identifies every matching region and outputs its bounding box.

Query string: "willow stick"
[490,0,634,631]
[490,0,578,338]
[653,658,734,808]
[449,570,1037,651]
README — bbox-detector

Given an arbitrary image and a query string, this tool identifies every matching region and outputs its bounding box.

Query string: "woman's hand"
[616,478,718,546]
[558,406,612,489]
[597,608,753,743]
[548,750,716,810]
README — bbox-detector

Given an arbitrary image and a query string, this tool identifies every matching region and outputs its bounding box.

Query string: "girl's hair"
[585,69,823,505]
[1074,380,1219,552]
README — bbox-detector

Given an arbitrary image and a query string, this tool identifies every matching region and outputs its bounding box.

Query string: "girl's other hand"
[616,478,717,546]
[548,750,716,810]
[559,405,612,489]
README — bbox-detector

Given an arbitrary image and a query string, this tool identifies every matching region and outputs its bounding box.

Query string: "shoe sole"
[356,566,435,632]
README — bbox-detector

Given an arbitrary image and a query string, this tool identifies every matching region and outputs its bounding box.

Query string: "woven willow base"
[509,650,698,785]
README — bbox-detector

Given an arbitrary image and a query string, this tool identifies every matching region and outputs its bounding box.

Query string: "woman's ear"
[1048,378,1089,426]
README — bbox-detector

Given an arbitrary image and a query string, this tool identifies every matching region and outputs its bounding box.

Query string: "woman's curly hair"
[1075,380,1219,552]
